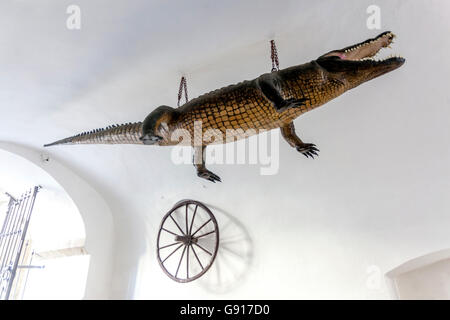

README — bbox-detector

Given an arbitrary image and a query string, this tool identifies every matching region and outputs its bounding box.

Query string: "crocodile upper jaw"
[316,31,405,86]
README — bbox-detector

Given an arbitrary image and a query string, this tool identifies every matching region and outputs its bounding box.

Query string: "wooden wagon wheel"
[157,200,219,283]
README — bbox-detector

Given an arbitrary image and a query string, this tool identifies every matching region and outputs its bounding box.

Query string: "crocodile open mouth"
[319,31,403,63]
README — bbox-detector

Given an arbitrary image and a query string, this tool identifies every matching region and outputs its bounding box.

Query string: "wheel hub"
[175,235,198,246]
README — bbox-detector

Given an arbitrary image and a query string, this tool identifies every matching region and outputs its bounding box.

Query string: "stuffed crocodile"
[45,31,405,182]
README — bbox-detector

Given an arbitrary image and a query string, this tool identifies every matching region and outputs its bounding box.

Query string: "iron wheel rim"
[156,200,219,283]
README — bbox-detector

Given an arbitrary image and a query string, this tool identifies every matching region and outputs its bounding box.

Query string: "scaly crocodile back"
[44,122,143,146]
[170,62,341,146]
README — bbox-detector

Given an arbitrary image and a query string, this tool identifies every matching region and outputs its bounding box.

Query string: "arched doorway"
[0,143,114,299]
[0,149,88,299]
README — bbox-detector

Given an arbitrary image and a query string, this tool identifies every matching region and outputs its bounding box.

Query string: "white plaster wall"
[0,0,449,299]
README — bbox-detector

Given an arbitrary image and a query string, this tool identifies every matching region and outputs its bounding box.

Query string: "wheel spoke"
[193,242,213,256]
[162,228,180,237]
[195,230,216,239]
[175,245,187,278]
[191,244,204,270]
[185,205,189,235]
[159,242,179,250]
[186,245,190,279]
[170,214,185,235]
[191,218,212,237]
[188,205,198,235]
[162,243,184,263]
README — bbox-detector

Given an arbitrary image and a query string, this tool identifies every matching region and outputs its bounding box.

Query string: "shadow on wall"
[386,248,450,300]
[197,203,254,294]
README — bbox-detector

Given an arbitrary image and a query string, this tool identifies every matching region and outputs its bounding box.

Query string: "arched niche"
[386,248,450,299]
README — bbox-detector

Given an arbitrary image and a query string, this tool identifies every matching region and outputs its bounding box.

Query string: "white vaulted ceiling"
[1,0,450,299]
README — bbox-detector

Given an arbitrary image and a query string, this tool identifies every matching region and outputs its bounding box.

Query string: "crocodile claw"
[197,169,222,183]
[296,143,320,159]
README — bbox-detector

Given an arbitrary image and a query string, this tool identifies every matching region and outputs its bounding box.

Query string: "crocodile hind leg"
[193,146,222,183]
[257,74,306,113]
[280,122,319,158]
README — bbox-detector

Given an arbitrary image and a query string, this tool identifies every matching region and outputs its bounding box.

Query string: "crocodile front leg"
[257,74,306,113]
[193,146,222,183]
[280,122,319,158]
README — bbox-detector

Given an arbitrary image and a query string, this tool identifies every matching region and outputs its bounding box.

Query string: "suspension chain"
[177,76,188,107]
[177,42,277,106]
[270,40,280,72]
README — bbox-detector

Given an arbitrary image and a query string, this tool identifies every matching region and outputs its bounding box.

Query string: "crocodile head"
[140,105,177,145]
[316,31,405,89]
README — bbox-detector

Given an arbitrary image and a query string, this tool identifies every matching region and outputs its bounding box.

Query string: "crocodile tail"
[44,122,144,147]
